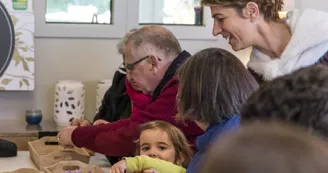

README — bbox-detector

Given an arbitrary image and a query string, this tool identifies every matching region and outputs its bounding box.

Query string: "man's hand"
[70,118,91,127]
[93,119,109,126]
[57,126,77,147]
[109,160,127,173]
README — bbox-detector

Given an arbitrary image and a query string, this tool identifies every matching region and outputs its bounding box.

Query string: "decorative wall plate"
[0,0,35,91]
[0,1,14,78]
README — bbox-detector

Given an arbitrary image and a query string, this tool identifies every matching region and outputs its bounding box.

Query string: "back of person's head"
[241,64,328,138]
[178,48,258,124]
[116,28,138,55]
[136,121,193,168]
[199,122,328,173]
[126,25,182,60]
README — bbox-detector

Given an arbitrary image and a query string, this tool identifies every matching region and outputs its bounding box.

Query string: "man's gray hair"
[126,25,182,58]
[116,28,138,55]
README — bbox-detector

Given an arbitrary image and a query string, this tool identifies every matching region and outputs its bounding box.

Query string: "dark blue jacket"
[186,116,240,173]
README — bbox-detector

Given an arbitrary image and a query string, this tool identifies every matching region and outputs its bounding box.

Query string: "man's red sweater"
[71,50,204,156]
[71,76,203,156]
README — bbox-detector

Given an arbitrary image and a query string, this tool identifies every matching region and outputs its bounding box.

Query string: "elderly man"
[70,28,140,127]
[57,25,204,156]
[69,28,152,164]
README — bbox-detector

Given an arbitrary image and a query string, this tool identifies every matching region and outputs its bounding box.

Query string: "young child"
[109,121,193,173]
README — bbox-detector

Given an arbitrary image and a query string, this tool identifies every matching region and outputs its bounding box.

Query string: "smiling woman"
[202,0,328,83]
[0,1,15,78]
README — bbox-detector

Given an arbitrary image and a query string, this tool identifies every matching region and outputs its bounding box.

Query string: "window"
[35,0,127,38]
[127,0,215,40]
[45,0,112,24]
[139,0,202,25]
[35,0,215,40]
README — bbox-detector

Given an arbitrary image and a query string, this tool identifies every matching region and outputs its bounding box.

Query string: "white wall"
[299,0,328,12]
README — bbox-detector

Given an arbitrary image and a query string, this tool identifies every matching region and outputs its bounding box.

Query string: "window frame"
[34,0,127,38]
[34,0,217,40]
[127,0,216,40]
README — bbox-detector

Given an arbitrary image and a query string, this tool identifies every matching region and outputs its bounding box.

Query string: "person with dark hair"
[241,64,328,138]
[177,48,259,173]
[202,0,328,83]
[199,122,328,173]
[57,25,203,158]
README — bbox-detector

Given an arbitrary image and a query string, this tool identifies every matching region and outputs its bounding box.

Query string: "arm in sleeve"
[125,155,186,173]
[72,118,139,156]
[71,80,183,156]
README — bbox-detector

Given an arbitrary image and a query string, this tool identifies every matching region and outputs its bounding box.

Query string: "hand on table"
[93,119,109,126]
[57,126,77,147]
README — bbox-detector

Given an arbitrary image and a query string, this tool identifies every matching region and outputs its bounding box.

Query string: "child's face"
[139,128,176,163]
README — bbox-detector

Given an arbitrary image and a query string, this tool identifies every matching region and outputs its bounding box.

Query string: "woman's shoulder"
[206,116,240,140]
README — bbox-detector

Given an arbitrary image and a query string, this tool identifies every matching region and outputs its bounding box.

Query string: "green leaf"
[22,59,30,72]
[16,32,23,36]
[0,86,5,90]
[19,81,23,88]
[12,49,23,66]
[25,57,34,62]
[17,40,24,45]
[21,47,28,52]
[1,79,12,85]
[23,79,30,86]
[11,15,18,26]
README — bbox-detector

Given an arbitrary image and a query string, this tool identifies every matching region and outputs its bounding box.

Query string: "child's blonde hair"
[136,120,193,168]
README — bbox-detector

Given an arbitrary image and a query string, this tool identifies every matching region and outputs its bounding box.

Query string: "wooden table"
[0,151,111,172]
[0,120,59,150]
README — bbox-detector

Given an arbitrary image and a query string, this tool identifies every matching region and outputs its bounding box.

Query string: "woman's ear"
[242,2,260,22]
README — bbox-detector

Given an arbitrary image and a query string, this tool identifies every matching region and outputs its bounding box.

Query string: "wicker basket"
[28,137,90,171]
[44,160,106,173]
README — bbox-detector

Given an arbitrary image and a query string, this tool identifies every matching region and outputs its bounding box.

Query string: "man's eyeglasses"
[125,56,149,72]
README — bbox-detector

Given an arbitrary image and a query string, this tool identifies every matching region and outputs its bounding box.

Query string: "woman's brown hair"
[177,48,258,124]
[199,121,328,173]
[201,0,284,22]
[136,121,193,168]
